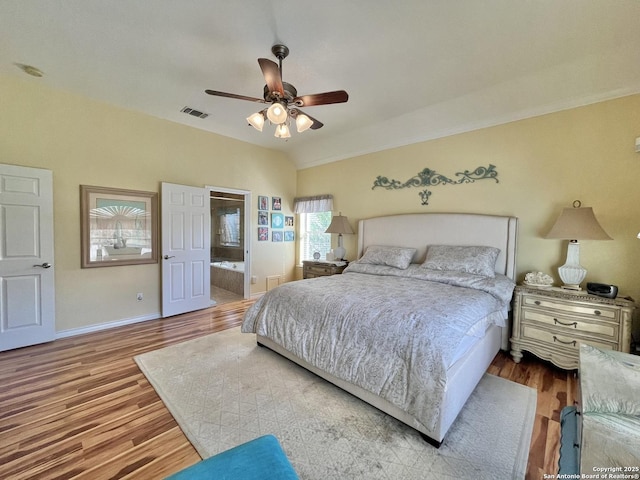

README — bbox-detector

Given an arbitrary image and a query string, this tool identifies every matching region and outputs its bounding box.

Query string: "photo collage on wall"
[258,195,295,242]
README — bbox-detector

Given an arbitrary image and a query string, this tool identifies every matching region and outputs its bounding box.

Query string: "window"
[299,212,332,262]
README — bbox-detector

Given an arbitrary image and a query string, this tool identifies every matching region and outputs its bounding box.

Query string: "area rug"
[135,327,536,479]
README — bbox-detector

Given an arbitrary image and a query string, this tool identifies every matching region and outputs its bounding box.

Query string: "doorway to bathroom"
[208,187,250,305]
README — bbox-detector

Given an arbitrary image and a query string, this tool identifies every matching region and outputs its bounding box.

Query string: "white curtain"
[293,195,333,213]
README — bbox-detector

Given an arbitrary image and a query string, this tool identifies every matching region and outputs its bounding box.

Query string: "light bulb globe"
[295,113,313,132]
[246,112,265,131]
[274,124,291,138]
[267,102,288,124]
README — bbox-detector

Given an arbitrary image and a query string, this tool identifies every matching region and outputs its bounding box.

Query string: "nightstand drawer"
[523,295,618,320]
[522,325,616,352]
[305,265,335,275]
[521,309,618,339]
[302,261,347,279]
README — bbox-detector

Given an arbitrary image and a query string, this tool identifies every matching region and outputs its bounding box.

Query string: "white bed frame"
[258,212,518,446]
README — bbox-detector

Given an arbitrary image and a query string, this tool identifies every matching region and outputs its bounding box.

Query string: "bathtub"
[211,261,244,271]
[210,261,244,295]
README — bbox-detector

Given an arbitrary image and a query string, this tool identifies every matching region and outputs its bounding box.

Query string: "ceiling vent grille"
[181,106,209,119]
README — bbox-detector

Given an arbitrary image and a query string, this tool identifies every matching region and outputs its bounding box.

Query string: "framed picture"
[258,227,269,241]
[271,212,284,229]
[272,196,282,211]
[258,195,269,211]
[285,215,294,227]
[258,211,268,226]
[80,185,158,268]
[272,230,283,242]
[284,231,295,242]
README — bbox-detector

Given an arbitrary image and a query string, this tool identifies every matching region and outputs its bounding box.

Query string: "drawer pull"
[554,318,578,328]
[553,336,577,347]
[534,300,541,305]
[594,310,601,316]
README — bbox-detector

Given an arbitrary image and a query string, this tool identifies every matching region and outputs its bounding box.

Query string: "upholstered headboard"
[357,213,518,280]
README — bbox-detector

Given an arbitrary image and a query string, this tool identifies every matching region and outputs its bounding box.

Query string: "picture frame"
[258,195,269,211]
[271,212,284,229]
[272,196,282,211]
[258,211,268,226]
[80,185,158,268]
[284,231,295,242]
[258,227,269,241]
[285,215,294,227]
[272,230,283,242]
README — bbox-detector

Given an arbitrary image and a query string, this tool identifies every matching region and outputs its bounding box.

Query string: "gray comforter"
[241,263,515,432]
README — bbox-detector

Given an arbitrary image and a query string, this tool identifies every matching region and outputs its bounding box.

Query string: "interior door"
[0,163,55,351]
[161,182,211,317]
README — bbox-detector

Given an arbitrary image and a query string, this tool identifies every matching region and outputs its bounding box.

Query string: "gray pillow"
[357,245,416,270]
[421,245,500,277]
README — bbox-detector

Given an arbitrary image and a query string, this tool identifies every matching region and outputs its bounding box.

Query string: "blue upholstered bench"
[165,435,299,480]
[558,406,580,475]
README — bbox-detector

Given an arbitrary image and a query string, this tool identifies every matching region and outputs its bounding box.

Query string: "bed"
[242,212,518,446]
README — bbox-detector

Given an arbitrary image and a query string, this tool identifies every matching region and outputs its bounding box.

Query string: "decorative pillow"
[579,344,640,416]
[421,245,500,277]
[356,245,416,270]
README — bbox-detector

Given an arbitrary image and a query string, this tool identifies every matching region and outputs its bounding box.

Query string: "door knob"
[34,262,52,269]
[163,255,175,260]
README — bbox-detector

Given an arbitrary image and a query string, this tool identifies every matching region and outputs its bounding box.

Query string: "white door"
[0,164,55,351]
[161,182,211,317]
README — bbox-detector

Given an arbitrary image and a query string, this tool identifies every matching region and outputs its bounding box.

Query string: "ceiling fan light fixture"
[295,113,313,133]
[274,123,291,139]
[266,102,288,124]
[205,44,348,139]
[246,111,265,131]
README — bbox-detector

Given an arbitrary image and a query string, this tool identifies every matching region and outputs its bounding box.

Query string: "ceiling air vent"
[181,106,209,119]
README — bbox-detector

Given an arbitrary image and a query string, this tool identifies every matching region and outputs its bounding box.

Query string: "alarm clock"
[313,252,321,260]
[586,282,618,299]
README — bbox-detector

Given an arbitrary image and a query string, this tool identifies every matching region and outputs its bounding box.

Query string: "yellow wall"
[4,73,639,337]
[1,75,297,332]
[298,94,640,309]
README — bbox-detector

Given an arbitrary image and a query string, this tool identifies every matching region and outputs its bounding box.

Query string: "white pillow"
[356,245,416,270]
[421,245,500,277]
[579,343,640,416]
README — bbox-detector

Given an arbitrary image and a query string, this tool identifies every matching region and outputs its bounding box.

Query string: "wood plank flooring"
[0,299,576,479]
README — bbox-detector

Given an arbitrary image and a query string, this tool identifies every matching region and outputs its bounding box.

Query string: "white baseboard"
[56,312,161,339]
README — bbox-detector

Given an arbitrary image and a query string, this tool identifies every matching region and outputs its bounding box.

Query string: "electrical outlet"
[136,292,143,301]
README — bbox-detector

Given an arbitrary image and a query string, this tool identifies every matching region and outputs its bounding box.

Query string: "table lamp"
[545,200,612,290]
[324,212,354,261]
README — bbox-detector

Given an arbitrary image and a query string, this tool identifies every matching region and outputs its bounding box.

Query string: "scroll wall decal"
[372,164,499,205]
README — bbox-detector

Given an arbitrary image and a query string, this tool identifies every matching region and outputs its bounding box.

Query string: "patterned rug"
[135,327,536,479]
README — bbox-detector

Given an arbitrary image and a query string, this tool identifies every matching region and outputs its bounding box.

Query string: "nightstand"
[510,285,635,370]
[302,260,347,279]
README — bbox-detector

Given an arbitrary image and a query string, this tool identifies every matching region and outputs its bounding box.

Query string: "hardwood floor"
[0,299,575,479]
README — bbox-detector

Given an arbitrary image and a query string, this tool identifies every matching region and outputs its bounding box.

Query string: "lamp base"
[557,241,586,290]
[333,246,346,261]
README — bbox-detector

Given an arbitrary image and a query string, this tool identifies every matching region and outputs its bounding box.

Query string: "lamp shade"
[324,214,354,235]
[295,113,313,133]
[266,102,288,124]
[274,123,291,138]
[246,111,265,131]
[545,207,612,240]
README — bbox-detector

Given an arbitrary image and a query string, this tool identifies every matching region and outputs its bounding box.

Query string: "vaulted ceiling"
[2,1,639,169]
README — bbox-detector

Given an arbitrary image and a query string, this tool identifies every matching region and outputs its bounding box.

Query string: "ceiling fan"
[205,44,348,138]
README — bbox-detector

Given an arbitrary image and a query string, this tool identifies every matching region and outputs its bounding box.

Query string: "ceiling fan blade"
[205,90,267,103]
[258,58,284,98]
[290,109,324,130]
[293,90,349,107]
